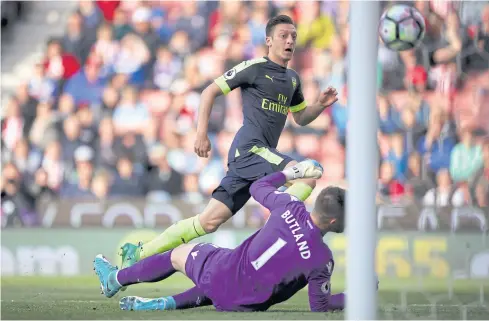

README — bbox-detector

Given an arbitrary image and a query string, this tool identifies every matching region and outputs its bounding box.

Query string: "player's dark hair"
[314,186,346,232]
[265,15,295,37]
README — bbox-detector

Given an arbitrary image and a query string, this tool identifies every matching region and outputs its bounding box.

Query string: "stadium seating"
[1,0,488,227]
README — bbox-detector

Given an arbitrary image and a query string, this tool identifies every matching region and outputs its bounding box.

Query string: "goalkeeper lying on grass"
[94,160,349,312]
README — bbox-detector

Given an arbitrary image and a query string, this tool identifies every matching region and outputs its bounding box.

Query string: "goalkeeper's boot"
[93,254,122,298]
[119,242,142,269]
[119,296,176,311]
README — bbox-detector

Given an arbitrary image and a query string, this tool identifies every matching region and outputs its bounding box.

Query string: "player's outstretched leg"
[100,244,197,296]
[120,199,231,269]
[120,286,212,311]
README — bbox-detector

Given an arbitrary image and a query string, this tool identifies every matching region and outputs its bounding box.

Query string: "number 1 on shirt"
[251,238,287,271]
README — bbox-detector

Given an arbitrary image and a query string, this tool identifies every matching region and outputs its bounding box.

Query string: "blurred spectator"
[470,140,489,207]
[385,133,408,182]
[62,12,96,64]
[131,6,161,55]
[41,140,64,191]
[61,145,95,198]
[248,6,267,47]
[142,118,159,150]
[296,0,336,50]
[77,103,98,146]
[402,86,430,128]
[95,0,121,23]
[295,132,321,160]
[175,2,207,52]
[378,161,406,201]
[10,139,39,176]
[450,128,483,183]
[112,6,132,40]
[77,0,103,30]
[277,129,301,161]
[466,4,489,71]
[145,144,184,200]
[91,169,112,200]
[64,56,106,105]
[153,45,182,90]
[1,98,24,152]
[399,108,424,153]
[112,86,150,135]
[423,169,464,207]
[91,23,119,73]
[110,155,145,197]
[181,174,205,204]
[114,133,147,170]
[405,152,434,200]
[100,85,120,117]
[28,101,58,151]
[27,168,57,207]
[1,163,36,227]
[95,117,117,169]
[60,115,83,163]
[168,30,192,61]
[15,84,39,133]
[58,93,76,118]
[417,116,456,175]
[325,35,346,89]
[112,33,150,86]
[378,94,400,135]
[426,11,463,69]
[42,38,81,82]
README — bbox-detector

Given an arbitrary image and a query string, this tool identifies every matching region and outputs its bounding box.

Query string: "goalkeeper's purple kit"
[184,172,345,312]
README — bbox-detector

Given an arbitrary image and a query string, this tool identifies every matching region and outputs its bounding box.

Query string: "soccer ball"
[379,4,426,51]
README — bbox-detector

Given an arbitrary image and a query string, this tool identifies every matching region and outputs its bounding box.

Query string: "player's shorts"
[212,144,295,214]
[185,243,230,299]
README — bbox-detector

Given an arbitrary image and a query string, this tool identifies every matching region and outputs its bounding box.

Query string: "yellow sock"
[285,182,313,201]
[139,215,206,260]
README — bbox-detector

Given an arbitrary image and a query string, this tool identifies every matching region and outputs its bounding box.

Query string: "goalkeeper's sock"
[139,215,206,260]
[285,182,313,201]
[117,250,176,286]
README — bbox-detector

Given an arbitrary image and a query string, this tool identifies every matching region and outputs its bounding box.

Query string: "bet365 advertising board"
[1,229,487,280]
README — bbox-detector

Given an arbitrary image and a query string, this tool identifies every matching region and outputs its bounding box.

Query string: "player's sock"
[139,215,206,260]
[116,251,176,286]
[172,286,213,309]
[284,182,313,201]
[329,293,345,311]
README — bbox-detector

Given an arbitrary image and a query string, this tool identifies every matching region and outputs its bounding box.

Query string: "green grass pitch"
[2,275,488,319]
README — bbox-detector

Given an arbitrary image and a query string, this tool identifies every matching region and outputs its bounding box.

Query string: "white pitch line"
[404,304,488,308]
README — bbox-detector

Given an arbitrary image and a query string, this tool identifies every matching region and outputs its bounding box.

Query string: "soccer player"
[94,159,347,312]
[119,15,339,269]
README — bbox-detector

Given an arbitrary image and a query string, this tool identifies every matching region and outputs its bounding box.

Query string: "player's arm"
[250,160,323,210]
[307,260,345,312]
[199,60,259,133]
[290,77,338,126]
[196,82,224,136]
[195,60,260,157]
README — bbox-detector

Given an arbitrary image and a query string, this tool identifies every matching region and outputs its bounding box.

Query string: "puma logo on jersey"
[265,75,274,82]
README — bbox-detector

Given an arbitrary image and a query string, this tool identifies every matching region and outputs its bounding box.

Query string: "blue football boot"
[93,254,122,298]
[119,296,176,311]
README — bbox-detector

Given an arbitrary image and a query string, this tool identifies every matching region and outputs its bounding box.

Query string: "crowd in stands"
[1,0,489,227]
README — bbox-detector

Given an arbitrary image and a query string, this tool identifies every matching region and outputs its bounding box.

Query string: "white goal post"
[345,1,381,320]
